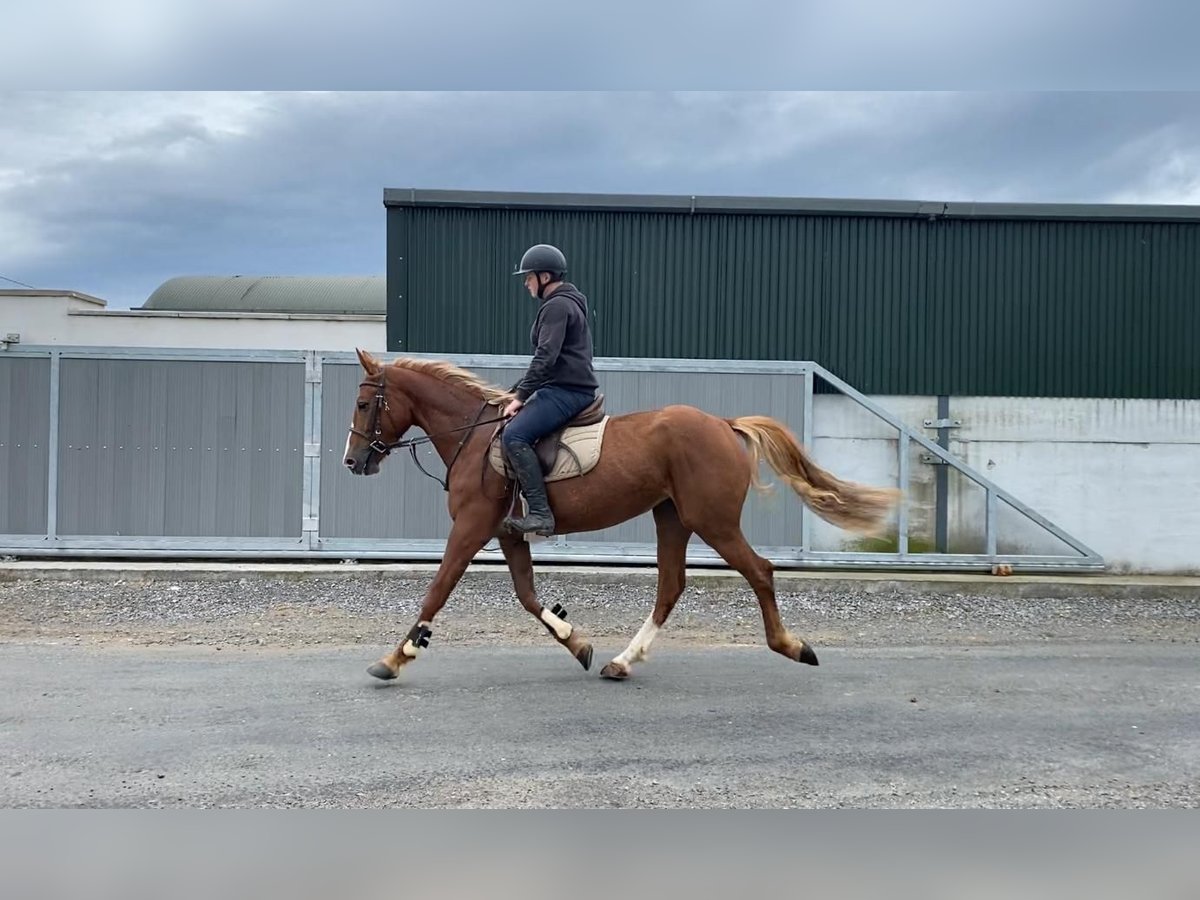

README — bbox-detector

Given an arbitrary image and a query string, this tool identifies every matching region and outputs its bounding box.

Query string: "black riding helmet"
[513,244,567,282]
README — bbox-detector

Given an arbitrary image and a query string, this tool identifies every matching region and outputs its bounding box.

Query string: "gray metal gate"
[0,345,1103,572]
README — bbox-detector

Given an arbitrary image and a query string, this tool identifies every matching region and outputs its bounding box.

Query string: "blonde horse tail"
[727,415,900,535]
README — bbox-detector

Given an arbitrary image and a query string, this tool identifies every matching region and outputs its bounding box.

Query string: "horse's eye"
[357,401,368,411]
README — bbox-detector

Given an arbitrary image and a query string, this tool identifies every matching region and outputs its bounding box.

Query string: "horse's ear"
[356,348,381,376]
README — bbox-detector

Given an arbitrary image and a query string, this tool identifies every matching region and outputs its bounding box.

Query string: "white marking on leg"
[613,615,659,667]
[539,607,572,641]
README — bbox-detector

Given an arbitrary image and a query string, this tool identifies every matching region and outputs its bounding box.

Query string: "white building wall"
[807,395,1200,575]
[1,292,386,351]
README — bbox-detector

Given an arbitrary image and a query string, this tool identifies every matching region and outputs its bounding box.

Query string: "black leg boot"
[503,442,556,536]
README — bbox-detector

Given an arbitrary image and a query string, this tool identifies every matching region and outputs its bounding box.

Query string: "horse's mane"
[389,357,514,405]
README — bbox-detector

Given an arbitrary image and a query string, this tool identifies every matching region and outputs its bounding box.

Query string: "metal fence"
[0,345,1102,571]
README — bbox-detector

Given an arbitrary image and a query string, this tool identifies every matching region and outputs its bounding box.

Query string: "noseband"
[348,377,395,458]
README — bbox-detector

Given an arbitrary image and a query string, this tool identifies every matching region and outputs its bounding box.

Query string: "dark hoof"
[797,644,820,666]
[600,662,629,681]
[367,662,398,680]
[575,644,594,671]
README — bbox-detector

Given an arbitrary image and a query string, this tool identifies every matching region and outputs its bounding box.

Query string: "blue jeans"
[502,386,596,450]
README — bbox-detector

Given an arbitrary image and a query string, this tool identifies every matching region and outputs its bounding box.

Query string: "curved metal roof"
[141,276,385,314]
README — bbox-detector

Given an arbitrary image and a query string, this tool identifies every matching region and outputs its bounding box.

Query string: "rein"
[349,376,508,492]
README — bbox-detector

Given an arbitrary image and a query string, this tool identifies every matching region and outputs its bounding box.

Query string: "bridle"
[347,374,507,492]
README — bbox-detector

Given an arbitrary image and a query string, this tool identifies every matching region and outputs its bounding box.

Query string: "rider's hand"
[504,399,524,418]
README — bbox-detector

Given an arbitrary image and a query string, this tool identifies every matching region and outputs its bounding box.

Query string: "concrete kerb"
[2,559,1199,601]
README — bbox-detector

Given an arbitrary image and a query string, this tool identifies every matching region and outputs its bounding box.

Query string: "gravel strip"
[2,566,1197,650]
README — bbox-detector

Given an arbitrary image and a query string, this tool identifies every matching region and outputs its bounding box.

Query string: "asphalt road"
[2,640,1197,808]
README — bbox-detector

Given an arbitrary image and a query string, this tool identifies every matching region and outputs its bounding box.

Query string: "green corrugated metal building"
[383,188,1200,399]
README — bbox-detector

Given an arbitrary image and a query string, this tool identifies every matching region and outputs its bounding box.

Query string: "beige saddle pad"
[489,417,610,483]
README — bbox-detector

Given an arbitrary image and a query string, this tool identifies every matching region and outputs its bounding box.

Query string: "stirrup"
[503,511,555,537]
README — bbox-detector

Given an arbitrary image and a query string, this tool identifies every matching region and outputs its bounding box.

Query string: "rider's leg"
[501,387,595,536]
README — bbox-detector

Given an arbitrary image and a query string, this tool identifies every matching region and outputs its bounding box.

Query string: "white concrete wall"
[807,395,1200,575]
[0,292,386,351]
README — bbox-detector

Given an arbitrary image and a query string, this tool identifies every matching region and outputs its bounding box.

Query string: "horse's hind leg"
[601,500,692,681]
[499,534,593,671]
[695,525,818,667]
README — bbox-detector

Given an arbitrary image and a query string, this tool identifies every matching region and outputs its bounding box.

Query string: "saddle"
[532,393,606,471]
[490,393,610,481]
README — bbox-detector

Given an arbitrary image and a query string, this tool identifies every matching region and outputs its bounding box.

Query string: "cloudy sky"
[3,89,1199,307]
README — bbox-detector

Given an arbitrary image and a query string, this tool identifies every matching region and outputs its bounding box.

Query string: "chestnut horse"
[343,349,899,681]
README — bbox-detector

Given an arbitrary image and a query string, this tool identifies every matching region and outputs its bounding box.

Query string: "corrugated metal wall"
[56,358,304,537]
[6,350,818,553]
[0,356,50,533]
[386,199,1200,399]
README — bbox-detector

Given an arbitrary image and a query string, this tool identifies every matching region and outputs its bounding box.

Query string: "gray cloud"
[1,91,1198,306]
[3,2,1199,90]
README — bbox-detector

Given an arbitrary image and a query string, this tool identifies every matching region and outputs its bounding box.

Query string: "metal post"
[985,489,997,557]
[800,367,815,554]
[897,433,910,555]
[935,394,950,553]
[45,351,61,541]
[302,352,323,550]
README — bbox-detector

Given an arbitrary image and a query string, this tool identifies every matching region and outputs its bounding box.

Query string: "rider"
[501,243,600,536]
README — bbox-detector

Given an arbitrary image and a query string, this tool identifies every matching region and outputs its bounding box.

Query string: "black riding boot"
[503,442,556,536]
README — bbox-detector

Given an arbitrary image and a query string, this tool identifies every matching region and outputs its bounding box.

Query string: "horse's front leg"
[499,534,593,670]
[366,515,498,680]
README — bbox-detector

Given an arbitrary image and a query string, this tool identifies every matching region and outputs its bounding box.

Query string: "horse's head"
[343,348,415,476]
